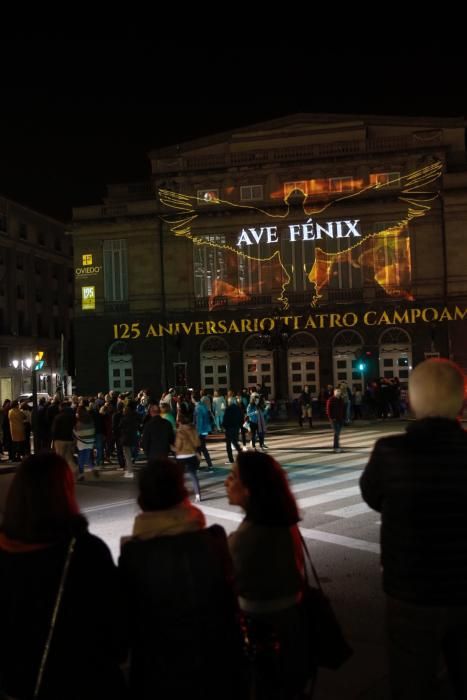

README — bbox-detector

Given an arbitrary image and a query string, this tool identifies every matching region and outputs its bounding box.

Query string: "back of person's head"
[236,451,300,526]
[409,358,465,419]
[149,403,160,417]
[178,412,192,425]
[1,453,84,543]
[138,458,187,511]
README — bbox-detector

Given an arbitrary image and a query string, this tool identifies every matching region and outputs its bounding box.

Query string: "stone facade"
[71,114,467,399]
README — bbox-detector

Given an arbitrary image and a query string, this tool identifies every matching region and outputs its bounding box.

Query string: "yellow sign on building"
[82,254,93,266]
[82,286,95,310]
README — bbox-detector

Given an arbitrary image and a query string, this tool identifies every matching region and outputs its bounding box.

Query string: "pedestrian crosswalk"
[82,422,405,561]
[195,422,405,554]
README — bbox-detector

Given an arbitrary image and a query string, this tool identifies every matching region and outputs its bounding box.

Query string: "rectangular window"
[240,185,263,201]
[370,172,400,188]
[19,223,27,240]
[197,189,219,204]
[329,177,354,193]
[284,181,308,198]
[104,240,128,302]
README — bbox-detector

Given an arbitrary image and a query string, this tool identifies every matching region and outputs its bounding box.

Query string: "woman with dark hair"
[119,457,246,700]
[0,452,127,700]
[225,451,308,700]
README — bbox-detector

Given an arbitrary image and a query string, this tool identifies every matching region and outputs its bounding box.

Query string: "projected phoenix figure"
[159,161,442,309]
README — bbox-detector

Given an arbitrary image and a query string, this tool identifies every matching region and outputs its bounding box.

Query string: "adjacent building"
[71,113,467,400]
[0,196,73,403]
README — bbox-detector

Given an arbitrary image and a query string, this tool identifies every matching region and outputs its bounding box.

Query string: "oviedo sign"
[112,305,467,340]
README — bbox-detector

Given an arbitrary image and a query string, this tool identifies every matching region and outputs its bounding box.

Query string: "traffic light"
[358,361,366,372]
[34,351,45,371]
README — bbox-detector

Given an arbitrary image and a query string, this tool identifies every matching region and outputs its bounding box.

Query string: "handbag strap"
[33,537,76,699]
[299,531,323,593]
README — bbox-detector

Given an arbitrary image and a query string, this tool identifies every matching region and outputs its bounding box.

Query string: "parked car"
[15,392,51,409]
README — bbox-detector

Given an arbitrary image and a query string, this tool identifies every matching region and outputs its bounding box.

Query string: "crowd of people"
[0,359,466,699]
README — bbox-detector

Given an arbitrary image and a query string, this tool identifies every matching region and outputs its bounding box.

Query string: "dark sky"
[2,42,467,221]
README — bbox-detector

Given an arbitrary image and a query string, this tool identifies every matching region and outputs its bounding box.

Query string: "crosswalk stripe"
[291,471,359,494]
[297,485,360,508]
[325,502,372,518]
[299,526,379,554]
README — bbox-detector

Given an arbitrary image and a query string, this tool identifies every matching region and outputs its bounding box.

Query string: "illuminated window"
[284,181,308,198]
[104,239,128,302]
[197,189,219,204]
[329,177,354,193]
[240,185,263,201]
[370,172,400,188]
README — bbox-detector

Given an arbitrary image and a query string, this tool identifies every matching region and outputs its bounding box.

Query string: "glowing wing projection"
[159,160,442,308]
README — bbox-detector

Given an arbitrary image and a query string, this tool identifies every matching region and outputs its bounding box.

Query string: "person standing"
[0,453,127,699]
[141,404,174,461]
[326,388,345,453]
[298,386,313,428]
[360,359,467,700]
[51,401,76,473]
[119,458,246,699]
[222,393,243,464]
[73,405,96,481]
[8,400,27,462]
[174,413,201,502]
[194,395,214,470]
[225,451,308,699]
[119,402,140,479]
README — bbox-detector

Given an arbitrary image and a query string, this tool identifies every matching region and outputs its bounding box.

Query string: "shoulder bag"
[300,533,353,670]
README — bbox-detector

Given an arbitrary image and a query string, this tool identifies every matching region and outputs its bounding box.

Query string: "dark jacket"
[119,525,245,699]
[222,402,243,431]
[51,408,75,441]
[119,412,140,447]
[360,418,467,605]
[141,416,174,459]
[326,395,345,422]
[0,522,127,699]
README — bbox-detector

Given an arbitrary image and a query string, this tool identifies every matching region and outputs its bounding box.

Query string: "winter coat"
[0,521,127,700]
[174,423,200,456]
[8,407,26,442]
[360,418,467,605]
[119,524,245,699]
[141,416,174,459]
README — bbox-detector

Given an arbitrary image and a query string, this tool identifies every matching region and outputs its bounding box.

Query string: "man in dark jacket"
[51,401,76,471]
[141,405,174,461]
[360,359,467,699]
[222,394,243,464]
[326,388,345,452]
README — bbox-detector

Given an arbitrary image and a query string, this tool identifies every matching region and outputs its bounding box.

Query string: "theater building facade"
[71,113,467,399]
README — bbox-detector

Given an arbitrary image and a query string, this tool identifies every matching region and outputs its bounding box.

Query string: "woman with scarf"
[119,457,246,699]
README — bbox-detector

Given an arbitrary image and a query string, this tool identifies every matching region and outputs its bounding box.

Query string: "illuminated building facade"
[72,114,467,399]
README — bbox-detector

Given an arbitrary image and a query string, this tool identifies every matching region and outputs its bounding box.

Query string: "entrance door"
[333,352,363,392]
[243,350,274,397]
[379,351,411,388]
[200,352,229,393]
[288,350,319,400]
[109,355,134,394]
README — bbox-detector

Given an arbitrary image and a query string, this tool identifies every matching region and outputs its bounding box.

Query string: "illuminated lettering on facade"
[112,305,467,340]
[236,219,362,246]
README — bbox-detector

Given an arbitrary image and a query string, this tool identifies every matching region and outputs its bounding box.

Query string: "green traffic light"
[358,363,365,371]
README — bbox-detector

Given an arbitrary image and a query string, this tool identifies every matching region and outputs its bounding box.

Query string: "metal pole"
[32,364,38,454]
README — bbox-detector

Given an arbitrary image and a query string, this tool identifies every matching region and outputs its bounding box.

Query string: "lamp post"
[12,357,33,394]
[259,319,291,419]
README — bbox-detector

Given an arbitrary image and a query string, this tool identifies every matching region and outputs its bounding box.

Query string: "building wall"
[71,114,467,398]
[0,197,73,402]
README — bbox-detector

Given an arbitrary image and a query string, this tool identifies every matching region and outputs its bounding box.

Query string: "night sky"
[2,42,467,222]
